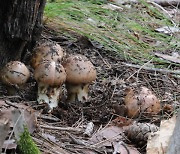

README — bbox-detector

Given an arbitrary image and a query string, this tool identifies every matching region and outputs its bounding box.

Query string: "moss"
[18,127,40,154]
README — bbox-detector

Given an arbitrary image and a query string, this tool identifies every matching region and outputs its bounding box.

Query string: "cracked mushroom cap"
[34,60,66,86]
[63,54,96,84]
[31,40,64,69]
[1,61,30,86]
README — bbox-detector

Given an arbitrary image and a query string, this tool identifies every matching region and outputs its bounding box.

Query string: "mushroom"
[124,87,161,118]
[34,60,66,110]
[31,40,64,69]
[62,54,96,102]
[0,61,30,95]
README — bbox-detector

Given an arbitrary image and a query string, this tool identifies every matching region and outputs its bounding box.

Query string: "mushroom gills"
[37,83,62,110]
[66,83,89,102]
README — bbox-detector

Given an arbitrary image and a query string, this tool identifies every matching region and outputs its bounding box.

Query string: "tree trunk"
[0,0,46,68]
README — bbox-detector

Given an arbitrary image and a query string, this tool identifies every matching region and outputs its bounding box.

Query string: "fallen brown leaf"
[90,125,123,148]
[0,118,10,153]
[147,116,176,154]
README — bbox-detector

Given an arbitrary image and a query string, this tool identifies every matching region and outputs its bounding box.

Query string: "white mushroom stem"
[66,83,89,102]
[37,83,62,110]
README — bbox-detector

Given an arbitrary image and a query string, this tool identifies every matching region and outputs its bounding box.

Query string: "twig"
[4,100,19,109]
[94,50,111,69]
[37,114,60,122]
[39,125,83,133]
[122,62,180,75]
[126,59,153,81]
[72,117,84,128]
[0,95,22,99]
[67,133,89,146]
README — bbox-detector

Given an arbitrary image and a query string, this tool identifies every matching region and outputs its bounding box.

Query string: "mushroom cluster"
[0,40,97,112]
[31,40,97,111]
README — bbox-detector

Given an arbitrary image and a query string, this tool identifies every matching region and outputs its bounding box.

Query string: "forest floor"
[0,0,180,154]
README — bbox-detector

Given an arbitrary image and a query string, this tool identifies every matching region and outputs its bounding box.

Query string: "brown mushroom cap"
[63,55,96,84]
[124,87,161,118]
[31,40,64,69]
[34,60,66,86]
[1,61,30,86]
[139,87,161,114]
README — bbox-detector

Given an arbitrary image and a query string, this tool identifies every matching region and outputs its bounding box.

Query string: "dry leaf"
[2,139,17,150]
[23,108,37,133]
[12,109,26,141]
[113,141,140,154]
[146,116,176,154]
[0,118,10,153]
[0,108,14,127]
[12,108,37,141]
[90,125,123,148]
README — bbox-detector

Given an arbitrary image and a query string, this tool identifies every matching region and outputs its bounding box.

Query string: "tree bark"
[0,0,46,68]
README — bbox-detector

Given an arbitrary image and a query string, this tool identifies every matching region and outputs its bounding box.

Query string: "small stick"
[39,125,83,132]
[67,133,89,146]
[37,114,60,122]
[126,59,153,81]
[122,62,180,75]
[4,100,19,108]
[94,50,111,69]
